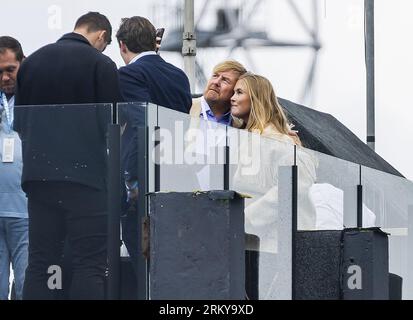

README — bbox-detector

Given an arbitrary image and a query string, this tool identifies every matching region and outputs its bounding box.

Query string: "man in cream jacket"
[190,60,246,128]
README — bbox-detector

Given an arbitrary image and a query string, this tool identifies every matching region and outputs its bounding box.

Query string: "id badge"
[2,137,15,163]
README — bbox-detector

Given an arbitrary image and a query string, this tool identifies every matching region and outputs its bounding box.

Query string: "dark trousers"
[121,204,139,282]
[23,182,107,300]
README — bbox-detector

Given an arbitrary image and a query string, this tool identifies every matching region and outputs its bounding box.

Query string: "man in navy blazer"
[117,16,191,120]
[117,16,191,181]
[116,16,192,281]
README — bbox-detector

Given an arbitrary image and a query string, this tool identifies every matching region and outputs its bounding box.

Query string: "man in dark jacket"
[14,12,122,300]
[115,16,191,281]
[117,16,191,179]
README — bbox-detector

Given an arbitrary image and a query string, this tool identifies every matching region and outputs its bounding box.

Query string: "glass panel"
[8,103,112,299]
[117,101,149,193]
[117,102,149,300]
[154,104,226,192]
[296,147,360,230]
[12,104,112,188]
[228,126,294,300]
[361,166,413,299]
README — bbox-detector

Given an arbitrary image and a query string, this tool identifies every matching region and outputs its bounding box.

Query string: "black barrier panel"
[361,166,413,299]
[295,230,342,299]
[148,191,245,300]
[342,228,389,300]
[295,228,389,300]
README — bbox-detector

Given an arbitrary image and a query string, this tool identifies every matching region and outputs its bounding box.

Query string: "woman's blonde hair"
[238,72,301,145]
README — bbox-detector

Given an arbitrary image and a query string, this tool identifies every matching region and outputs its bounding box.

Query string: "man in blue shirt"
[0,36,28,300]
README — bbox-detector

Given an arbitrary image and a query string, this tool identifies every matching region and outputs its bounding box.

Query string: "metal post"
[137,125,149,300]
[224,126,230,190]
[357,185,363,228]
[407,206,413,298]
[183,0,196,94]
[357,165,363,228]
[154,126,160,192]
[107,123,121,300]
[365,0,375,151]
[291,146,298,300]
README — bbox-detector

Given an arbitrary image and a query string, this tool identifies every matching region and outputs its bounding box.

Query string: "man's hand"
[128,187,139,201]
[288,123,302,146]
[155,28,165,53]
[288,123,299,138]
[126,180,139,201]
[156,36,162,52]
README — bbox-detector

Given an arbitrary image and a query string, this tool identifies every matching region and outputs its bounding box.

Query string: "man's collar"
[128,51,157,65]
[200,96,212,114]
[58,32,91,47]
[201,96,231,116]
[200,96,232,125]
[1,91,14,100]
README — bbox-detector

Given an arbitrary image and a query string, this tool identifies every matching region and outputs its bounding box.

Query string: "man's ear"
[120,41,128,53]
[98,30,107,42]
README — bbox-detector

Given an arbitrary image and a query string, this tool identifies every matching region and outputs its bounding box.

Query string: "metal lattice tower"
[152,0,321,105]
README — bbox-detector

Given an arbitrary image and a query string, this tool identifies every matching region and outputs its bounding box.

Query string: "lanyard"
[1,92,13,133]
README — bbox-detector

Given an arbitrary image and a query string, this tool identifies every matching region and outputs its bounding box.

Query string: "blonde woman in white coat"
[230,73,317,299]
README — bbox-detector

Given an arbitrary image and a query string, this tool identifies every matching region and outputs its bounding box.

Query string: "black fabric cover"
[279,97,403,178]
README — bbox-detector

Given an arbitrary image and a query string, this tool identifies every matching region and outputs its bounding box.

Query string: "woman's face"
[231,80,251,122]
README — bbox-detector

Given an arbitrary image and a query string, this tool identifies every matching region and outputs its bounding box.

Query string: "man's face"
[0,49,20,95]
[204,70,240,109]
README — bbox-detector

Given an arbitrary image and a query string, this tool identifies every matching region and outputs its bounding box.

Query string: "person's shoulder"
[189,97,202,117]
[135,54,159,66]
[119,61,145,78]
[166,60,187,76]
[139,55,186,75]
[124,56,156,73]
[23,42,55,60]
[90,51,117,70]
[262,125,295,144]
[97,53,116,64]
[155,56,187,75]
[17,43,55,72]
[192,96,202,107]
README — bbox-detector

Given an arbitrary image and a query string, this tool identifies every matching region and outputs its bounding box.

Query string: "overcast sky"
[1,0,412,181]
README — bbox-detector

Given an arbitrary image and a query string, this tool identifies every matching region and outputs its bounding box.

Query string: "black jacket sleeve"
[95,58,123,106]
